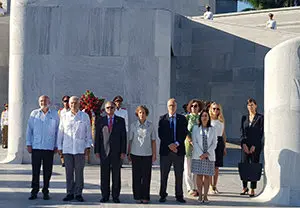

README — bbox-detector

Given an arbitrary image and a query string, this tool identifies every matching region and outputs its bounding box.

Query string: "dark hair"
[198,109,212,127]
[113,95,123,102]
[247,98,257,105]
[269,13,274,18]
[187,99,204,113]
[135,105,149,117]
[62,95,70,101]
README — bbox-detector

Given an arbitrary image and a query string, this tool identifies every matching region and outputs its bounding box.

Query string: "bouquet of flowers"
[80,90,105,119]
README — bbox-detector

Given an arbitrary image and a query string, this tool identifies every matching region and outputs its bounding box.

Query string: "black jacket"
[94,115,127,160]
[240,113,264,149]
[158,113,188,156]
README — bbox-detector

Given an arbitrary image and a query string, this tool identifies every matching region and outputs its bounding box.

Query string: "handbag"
[238,150,262,182]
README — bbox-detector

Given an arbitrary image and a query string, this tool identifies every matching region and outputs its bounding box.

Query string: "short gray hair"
[69,96,79,103]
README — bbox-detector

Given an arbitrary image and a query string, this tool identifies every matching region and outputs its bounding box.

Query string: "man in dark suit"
[95,101,127,203]
[158,98,188,203]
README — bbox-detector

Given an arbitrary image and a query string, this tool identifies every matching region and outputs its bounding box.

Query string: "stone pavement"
[0,144,288,208]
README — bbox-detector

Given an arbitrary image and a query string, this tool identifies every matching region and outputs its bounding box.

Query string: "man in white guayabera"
[57,96,92,202]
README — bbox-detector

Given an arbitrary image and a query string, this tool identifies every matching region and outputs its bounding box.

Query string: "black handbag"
[238,151,262,182]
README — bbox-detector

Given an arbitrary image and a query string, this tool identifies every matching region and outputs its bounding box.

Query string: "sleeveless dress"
[211,120,225,167]
[191,127,215,176]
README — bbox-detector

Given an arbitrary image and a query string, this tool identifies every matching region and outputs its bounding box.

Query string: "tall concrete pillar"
[258,37,300,206]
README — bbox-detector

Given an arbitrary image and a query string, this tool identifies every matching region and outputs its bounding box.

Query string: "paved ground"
[0,144,288,208]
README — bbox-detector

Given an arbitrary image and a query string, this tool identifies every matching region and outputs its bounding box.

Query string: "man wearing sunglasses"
[95,101,127,203]
[58,95,70,167]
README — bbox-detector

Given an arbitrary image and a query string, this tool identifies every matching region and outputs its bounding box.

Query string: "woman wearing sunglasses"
[209,102,226,194]
[184,99,204,197]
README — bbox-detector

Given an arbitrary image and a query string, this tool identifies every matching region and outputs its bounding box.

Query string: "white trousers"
[184,156,197,191]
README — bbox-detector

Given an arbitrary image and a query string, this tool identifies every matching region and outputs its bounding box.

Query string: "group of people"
[24,94,264,204]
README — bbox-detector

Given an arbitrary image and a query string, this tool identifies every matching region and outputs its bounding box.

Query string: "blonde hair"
[209,102,225,123]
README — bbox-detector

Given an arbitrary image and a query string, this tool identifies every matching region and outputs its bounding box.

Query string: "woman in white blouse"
[209,102,226,194]
[127,105,157,204]
[191,109,217,203]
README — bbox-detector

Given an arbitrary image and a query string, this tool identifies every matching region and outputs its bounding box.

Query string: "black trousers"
[100,154,121,200]
[131,154,152,200]
[159,152,184,199]
[242,149,261,189]
[31,149,54,195]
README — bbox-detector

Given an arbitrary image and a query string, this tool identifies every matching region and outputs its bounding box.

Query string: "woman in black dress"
[240,98,264,197]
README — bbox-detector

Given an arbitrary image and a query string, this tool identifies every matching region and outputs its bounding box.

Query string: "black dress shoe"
[43,193,50,200]
[63,194,74,201]
[113,198,120,203]
[159,197,166,203]
[176,198,186,203]
[28,194,37,200]
[100,198,109,203]
[75,195,84,202]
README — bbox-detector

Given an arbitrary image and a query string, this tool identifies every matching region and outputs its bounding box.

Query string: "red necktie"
[108,117,113,133]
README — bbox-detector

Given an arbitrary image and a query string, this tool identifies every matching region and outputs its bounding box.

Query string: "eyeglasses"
[213,108,220,111]
[63,100,69,103]
[201,115,208,118]
[106,106,114,109]
[191,105,198,108]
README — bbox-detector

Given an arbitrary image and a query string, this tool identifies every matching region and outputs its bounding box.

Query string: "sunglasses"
[63,100,69,103]
[213,108,220,111]
[191,105,198,108]
[106,106,114,109]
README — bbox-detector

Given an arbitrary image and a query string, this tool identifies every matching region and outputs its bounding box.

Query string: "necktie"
[108,117,113,133]
[170,116,175,142]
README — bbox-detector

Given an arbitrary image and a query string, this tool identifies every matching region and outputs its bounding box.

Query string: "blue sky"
[238,0,253,11]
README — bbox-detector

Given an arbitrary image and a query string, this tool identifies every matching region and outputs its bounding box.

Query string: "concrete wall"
[171,15,298,139]
[0,16,8,107]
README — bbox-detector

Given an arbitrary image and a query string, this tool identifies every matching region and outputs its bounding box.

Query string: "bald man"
[26,95,59,200]
[158,98,188,203]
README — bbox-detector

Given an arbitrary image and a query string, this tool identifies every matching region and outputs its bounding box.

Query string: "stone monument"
[258,37,300,206]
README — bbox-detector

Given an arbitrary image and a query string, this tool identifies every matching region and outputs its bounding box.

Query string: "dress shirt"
[266,20,277,29]
[169,113,179,146]
[129,120,156,156]
[115,108,128,131]
[26,109,59,150]
[1,110,8,129]
[107,115,115,126]
[57,111,92,154]
[204,11,213,20]
[59,108,70,118]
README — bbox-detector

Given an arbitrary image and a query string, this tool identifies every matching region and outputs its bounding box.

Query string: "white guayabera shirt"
[57,110,92,154]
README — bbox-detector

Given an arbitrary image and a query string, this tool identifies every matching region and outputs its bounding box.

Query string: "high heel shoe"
[240,188,249,195]
[249,189,255,197]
